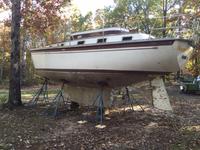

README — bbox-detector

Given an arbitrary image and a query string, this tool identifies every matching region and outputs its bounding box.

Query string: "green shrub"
[0,94,8,104]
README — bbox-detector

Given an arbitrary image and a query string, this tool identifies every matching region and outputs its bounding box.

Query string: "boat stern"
[173,40,194,70]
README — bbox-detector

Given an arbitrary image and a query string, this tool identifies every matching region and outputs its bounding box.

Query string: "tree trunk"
[8,0,22,107]
[0,48,5,81]
[21,34,28,85]
[162,0,167,37]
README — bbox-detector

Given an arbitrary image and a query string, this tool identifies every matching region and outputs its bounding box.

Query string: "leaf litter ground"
[0,84,200,150]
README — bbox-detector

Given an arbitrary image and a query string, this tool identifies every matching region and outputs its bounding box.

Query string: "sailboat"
[30,27,193,88]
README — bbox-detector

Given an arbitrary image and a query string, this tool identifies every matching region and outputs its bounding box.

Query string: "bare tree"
[8,0,22,107]
[162,0,179,37]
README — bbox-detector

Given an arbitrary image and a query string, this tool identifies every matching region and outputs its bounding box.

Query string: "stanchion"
[25,78,48,107]
[123,87,144,112]
[42,82,66,117]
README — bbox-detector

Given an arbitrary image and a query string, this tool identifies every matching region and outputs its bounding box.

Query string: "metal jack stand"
[42,83,66,117]
[26,78,48,107]
[93,86,105,124]
[123,87,144,112]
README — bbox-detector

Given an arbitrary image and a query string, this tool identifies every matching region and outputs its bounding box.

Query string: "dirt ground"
[0,83,200,150]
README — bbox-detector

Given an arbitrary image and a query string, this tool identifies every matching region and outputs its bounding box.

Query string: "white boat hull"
[31,39,193,87]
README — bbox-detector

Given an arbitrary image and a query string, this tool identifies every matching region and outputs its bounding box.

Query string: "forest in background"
[0,0,199,86]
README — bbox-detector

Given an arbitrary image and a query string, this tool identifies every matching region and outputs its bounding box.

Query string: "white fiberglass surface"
[47,33,153,47]
[32,45,179,72]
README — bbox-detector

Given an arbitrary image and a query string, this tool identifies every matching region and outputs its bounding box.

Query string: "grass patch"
[0,88,58,103]
[0,143,12,150]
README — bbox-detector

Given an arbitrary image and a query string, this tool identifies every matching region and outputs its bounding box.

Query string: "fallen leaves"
[0,85,199,149]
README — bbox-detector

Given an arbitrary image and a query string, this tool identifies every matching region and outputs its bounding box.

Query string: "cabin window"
[77,35,82,39]
[97,38,107,43]
[77,41,85,45]
[61,43,64,46]
[122,36,132,41]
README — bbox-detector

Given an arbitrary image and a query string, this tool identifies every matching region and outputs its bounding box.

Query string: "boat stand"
[26,78,49,107]
[93,86,105,124]
[42,83,66,117]
[123,87,144,112]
